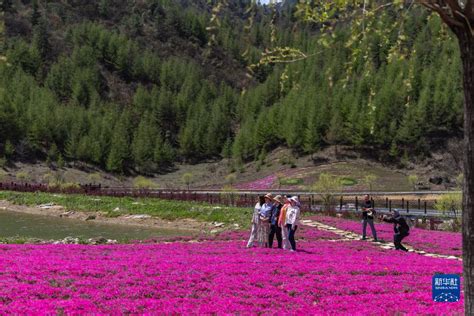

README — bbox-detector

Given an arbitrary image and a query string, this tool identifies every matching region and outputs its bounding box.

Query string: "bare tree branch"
[444,0,463,13]
[466,0,473,15]
[420,1,465,28]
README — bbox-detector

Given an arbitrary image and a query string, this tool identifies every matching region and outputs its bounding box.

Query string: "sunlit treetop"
[207,0,472,71]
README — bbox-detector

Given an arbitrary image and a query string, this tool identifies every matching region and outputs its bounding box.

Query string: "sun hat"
[289,196,299,203]
[264,193,274,200]
[273,195,283,204]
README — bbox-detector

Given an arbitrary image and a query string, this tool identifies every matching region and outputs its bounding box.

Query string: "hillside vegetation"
[0,0,463,175]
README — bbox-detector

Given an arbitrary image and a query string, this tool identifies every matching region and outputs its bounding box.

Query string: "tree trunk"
[459,30,474,315]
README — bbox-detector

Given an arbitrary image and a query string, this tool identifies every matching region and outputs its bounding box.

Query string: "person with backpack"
[247,195,265,248]
[361,194,378,242]
[268,195,283,248]
[383,210,410,252]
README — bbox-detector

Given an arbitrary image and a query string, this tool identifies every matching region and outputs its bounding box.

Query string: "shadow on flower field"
[0,224,463,314]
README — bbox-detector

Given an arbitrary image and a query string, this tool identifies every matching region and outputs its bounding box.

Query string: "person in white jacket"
[285,196,300,252]
[247,195,265,248]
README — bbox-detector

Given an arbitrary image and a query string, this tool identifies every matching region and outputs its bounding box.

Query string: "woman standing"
[257,193,274,247]
[278,195,291,250]
[247,195,265,248]
[268,195,283,248]
[285,196,300,252]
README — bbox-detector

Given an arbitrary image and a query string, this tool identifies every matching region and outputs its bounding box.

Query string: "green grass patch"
[279,178,303,186]
[0,191,253,229]
[340,177,358,186]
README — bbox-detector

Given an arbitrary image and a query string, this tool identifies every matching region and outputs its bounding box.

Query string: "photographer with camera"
[361,194,378,242]
[382,210,410,252]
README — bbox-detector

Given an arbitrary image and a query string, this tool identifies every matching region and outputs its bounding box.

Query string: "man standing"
[361,194,378,242]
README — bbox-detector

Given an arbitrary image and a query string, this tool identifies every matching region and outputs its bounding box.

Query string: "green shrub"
[280,178,303,186]
[312,173,343,211]
[340,177,357,186]
[0,169,7,181]
[133,176,157,189]
[16,171,30,181]
[435,193,462,215]
[88,173,102,183]
[0,157,7,168]
[182,173,193,190]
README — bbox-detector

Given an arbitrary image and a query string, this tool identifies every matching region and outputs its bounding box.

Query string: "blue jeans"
[286,224,298,251]
[362,218,377,240]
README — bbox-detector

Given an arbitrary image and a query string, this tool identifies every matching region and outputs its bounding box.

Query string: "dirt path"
[0,200,214,233]
[301,219,462,261]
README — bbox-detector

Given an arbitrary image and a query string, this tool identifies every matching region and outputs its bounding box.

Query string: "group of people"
[361,194,411,251]
[246,193,300,251]
[246,193,411,252]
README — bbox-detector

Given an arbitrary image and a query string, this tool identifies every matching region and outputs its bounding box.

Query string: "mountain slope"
[0,0,464,176]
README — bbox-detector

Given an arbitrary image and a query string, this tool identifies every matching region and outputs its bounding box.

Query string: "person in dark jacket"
[361,194,378,242]
[268,195,283,248]
[383,210,410,252]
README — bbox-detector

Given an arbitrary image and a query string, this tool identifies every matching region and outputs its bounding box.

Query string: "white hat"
[289,196,299,203]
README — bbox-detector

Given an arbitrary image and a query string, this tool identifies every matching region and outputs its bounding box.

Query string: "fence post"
[385,197,388,208]
[401,198,404,209]
[424,201,427,214]
[418,198,421,210]
[355,196,358,211]
[406,201,409,214]
[339,196,343,211]
[389,200,392,212]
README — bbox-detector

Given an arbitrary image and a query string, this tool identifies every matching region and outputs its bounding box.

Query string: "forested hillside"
[0,0,464,175]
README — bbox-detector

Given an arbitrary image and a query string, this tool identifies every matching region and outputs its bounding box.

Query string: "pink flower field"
[234,175,277,190]
[0,226,463,315]
[311,215,462,257]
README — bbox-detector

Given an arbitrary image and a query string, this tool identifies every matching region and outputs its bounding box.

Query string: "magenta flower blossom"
[0,225,463,314]
[309,215,462,257]
[235,175,277,190]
